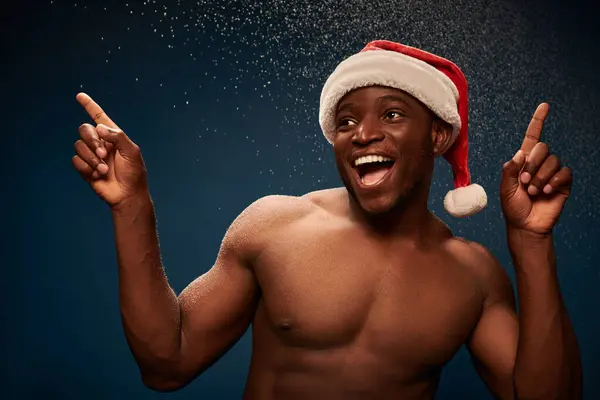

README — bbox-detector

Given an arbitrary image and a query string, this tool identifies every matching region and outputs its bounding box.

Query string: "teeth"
[354,155,394,166]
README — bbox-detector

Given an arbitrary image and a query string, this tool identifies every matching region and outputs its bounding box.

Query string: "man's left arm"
[468,103,582,400]
[508,227,582,399]
[466,239,581,400]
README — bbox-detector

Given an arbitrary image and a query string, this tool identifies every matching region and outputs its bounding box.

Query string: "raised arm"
[72,93,265,391]
[467,103,582,399]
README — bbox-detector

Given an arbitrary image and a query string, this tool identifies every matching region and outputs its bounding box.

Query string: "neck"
[346,180,436,243]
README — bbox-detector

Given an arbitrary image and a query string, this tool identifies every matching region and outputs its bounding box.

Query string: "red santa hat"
[319,40,487,218]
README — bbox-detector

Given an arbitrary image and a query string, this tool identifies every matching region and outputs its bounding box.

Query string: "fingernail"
[543,184,553,194]
[521,172,531,184]
[513,150,525,163]
[96,147,106,158]
[108,127,119,133]
[97,163,109,175]
[528,185,538,195]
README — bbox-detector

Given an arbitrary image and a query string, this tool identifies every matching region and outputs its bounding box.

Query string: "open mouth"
[353,155,396,187]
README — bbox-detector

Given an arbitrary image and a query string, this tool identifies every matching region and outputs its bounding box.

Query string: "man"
[72,40,582,399]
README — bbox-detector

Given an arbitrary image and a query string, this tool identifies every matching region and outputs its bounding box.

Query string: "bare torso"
[241,189,486,399]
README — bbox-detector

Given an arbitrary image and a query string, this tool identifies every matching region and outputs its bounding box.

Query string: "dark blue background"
[4,0,599,398]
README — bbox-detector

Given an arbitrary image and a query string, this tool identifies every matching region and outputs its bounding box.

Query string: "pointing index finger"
[521,102,549,155]
[76,92,120,130]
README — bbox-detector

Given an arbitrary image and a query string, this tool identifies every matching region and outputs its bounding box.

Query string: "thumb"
[501,150,526,189]
[96,124,139,159]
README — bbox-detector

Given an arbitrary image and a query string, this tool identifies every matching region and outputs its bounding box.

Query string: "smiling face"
[333,86,453,216]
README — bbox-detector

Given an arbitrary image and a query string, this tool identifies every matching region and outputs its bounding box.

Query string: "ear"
[431,118,454,156]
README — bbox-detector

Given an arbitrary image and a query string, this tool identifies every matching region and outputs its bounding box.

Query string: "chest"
[253,224,484,367]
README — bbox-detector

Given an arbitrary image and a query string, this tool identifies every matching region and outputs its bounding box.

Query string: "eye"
[338,118,357,128]
[385,111,404,120]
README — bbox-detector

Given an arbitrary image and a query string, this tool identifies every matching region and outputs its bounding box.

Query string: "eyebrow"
[376,95,414,110]
[336,102,356,114]
[336,94,415,114]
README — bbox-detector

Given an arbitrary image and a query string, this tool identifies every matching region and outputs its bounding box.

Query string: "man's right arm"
[72,93,273,391]
[112,193,265,391]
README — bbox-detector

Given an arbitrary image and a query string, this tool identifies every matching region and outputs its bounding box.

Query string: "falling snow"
[56,0,599,232]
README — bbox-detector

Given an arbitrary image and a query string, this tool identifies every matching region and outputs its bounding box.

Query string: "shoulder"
[447,238,499,272]
[222,191,334,256]
[445,237,515,308]
[226,194,313,237]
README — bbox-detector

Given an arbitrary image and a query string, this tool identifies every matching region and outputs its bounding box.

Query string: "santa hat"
[319,40,487,218]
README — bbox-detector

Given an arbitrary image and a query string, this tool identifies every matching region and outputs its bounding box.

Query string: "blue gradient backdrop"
[3,0,599,398]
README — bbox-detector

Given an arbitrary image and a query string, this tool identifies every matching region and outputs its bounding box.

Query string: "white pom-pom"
[443,184,487,218]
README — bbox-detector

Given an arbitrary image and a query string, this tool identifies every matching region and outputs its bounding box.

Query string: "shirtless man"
[72,41,582,399]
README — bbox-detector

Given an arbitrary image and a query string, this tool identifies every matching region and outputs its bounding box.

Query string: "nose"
[352,116,385,146]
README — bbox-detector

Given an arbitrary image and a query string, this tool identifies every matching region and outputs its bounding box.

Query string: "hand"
[500,103,573,235]
[72,93,149,208]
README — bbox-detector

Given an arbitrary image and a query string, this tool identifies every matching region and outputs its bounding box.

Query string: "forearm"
[509,226,582,399]
[111,193,182,377]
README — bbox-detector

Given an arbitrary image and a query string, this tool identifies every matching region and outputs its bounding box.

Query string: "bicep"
[467,245,519,399]
[177,237,260,377]
[468,301,518,399]
[171,195,302,380]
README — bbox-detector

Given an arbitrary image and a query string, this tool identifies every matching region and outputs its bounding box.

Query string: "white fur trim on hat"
[319,49,461,151]
[443,184,487,218]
